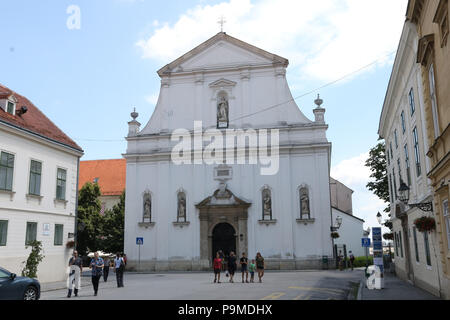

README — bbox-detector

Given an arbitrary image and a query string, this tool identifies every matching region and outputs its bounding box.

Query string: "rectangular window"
[443,199,450,252]
[393,169,398,200]
[394,232,399,256]
[390,142,394,161]
[429,64,440,138]
[413,227,419,262]
[0,152,14,191]
[397,159,402,185]
[54,224,63,246]
[25,222,37,245]
[404,144,411,186]
[0,220,8,246]
[29,160,42,196]
[399,231,404,258]
[424,231,432,266]
[401,111,406,134]
[6,101,14,114]
[413,127,422,177]
[389,174,394,203]
[409,88,416,116]
[56,168,67,200]
[394,129,399,149]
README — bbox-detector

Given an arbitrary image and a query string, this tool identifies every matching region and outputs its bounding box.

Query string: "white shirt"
[114,257,124,269]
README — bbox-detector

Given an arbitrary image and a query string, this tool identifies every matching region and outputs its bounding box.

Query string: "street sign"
[136,237,144,245]
[371,227,384,289]
[361,238,371,247]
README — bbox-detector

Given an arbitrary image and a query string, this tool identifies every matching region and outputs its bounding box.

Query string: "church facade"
[123,32,334,271]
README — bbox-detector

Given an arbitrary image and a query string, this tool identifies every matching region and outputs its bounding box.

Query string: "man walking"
[240,252,249,283]
[89,252,104,296]
[114,252,125,288]
[103,256,111,282]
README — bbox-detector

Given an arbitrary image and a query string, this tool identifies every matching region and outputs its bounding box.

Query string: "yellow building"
[407,0,450,299]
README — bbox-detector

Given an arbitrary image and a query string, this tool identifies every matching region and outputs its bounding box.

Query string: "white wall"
[331,208,365,257]
[0,126,81,283]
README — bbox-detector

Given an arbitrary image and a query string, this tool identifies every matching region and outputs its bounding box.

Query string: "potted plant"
[66,240,75,249]
[331,232,340,239]
[383,233,394,240]
[414,216,436,233]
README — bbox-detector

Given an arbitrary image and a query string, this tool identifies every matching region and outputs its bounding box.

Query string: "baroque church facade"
[124,32,334,271]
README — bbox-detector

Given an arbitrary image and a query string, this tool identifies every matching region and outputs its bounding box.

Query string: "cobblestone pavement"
[40,270,363,300]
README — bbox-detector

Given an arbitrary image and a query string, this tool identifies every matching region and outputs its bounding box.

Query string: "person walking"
[349,251,355,271]
[338,250,344,271]
[213,252,222,284]
[89,252,104,296]
[227,251,237,283]
[248,259,256,283]
[256,252,265,283]
[67,250,82,298]
[114,252,125,288]
[103,256,111,282]
[240,252,249,283]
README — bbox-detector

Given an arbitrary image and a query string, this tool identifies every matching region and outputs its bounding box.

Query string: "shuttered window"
[0,152,14,191]
[25,222,37,245]
[54,224,63,246]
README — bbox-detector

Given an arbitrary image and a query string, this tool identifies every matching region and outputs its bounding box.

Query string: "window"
[424,231,432,266]
[0,152,14,191]
[6,101,14,115]
[399,231,404,258]
[29,160,42,196]
[443,200,450,252]
[409,89,416,116]
[0,220,8,246]
[397,159,402,185]
[401,111,406,134]
[56,168,67,200]
[25,222,37,245]
[390,142,394,160]
[394,129,399,149]
[434,0,449,47]
[394,232,399,256]
[54,224,63,246]
[392,169,398,200]
[389,174,394,203]
[413,127,422,177]
[429,64,440,139]
[413,227,419,262]
[404,144,411,186]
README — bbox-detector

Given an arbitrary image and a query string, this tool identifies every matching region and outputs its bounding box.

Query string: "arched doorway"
[212,223,236,261]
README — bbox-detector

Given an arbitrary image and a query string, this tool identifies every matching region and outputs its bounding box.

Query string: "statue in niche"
[217,95,229,128]
[178,192,186,221]
[300,188,310,219]
[143,193,152,222]
[262,189,272,219]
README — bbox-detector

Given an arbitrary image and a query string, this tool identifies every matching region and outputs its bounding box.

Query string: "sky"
[0,0,409,233]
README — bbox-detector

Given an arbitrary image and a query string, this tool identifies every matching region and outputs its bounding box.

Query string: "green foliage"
[99,191,125,254]
[365,141,390,214]
[76,183,125,257]
[21,241,45,279]
[351,256,374,268]
[76,182,102,256]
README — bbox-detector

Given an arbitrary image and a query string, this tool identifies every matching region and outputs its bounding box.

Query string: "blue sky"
[0,0,408,230]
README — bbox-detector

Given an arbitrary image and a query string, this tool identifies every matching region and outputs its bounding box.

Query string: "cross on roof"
[218,15,226,32]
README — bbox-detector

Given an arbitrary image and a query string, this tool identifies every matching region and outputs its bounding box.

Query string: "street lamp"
[398,180,433,212]
[330,215,343,232]
[376,212,383,225]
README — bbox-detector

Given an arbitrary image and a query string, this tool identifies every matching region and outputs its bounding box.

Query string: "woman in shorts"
[256,252,265,283]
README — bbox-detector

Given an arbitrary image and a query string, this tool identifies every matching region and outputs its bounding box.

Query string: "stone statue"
[143,194,151,221]
[263,189,272,219]
[217,96,229,124]
[300,189,310,219]
[178,193,186,220]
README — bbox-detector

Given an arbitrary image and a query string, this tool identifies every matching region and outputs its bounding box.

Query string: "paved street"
[41,270,362,300]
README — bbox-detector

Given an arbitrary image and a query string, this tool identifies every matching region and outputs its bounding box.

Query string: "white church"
[123,32,335,271]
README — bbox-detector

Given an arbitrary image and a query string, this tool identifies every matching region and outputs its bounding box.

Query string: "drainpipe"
[74,156,80,250]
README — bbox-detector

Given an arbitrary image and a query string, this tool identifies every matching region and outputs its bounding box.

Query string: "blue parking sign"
[362,238,371,247]
[136,237,144,245]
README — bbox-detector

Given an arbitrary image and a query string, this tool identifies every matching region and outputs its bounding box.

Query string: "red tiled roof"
[0,83,82,151]
[79,159,126,196]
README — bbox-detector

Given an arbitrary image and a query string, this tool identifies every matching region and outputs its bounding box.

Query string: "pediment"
[196,188,251,208]
[209,78,237,88]
[158,32,288,76]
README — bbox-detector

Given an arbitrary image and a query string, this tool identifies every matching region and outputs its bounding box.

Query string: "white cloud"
[136,0,407,82]
[332,153,390,233]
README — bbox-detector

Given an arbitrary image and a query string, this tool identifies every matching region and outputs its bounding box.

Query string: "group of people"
[67,250,127,298]
[213,251,266,284]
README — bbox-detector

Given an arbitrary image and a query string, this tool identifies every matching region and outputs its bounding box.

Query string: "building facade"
[0,84,83,283]
[406,0,450,299]
[124,32,334,271]
[379,19,447,298]
[78,159,126,211]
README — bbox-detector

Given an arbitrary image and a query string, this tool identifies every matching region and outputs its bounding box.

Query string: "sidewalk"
[359,272,441,300]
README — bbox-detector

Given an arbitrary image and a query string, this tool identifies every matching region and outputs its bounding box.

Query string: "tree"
[76,182,102,256]
[22,241,45,278]
[100,190,125,254]
[365,141,393,232]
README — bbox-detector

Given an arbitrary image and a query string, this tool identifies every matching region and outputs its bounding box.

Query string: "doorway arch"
[212,223,236,261]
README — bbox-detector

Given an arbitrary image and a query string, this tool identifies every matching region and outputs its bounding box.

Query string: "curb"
[357,275,365,300]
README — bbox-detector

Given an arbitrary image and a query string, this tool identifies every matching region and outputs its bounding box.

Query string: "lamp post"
[331,216,343,269]
[398,180,433,212]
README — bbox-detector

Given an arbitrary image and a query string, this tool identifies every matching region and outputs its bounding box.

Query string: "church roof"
[157,32,289,77]
[78,159,126,196]
[0,83,83,152]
